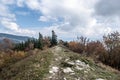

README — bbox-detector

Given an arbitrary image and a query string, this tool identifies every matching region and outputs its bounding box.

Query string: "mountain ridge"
[0,33,31,43]
[0,46,119,80]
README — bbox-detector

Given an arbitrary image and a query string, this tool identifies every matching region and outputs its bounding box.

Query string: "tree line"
[14,30,57,51]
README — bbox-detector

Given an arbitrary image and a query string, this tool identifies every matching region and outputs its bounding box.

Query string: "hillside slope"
[0,46,120,80]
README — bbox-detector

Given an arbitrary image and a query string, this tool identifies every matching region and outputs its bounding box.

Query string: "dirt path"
[44,46,64,80]
[44,46,91,80]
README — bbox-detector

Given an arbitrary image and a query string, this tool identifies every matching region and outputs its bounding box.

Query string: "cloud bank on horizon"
[0,0,120,40]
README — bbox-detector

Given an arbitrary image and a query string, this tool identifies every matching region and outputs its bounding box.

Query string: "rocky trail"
[44,46,120,80]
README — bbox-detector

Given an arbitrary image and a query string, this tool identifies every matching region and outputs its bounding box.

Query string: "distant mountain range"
[0,33,31,43]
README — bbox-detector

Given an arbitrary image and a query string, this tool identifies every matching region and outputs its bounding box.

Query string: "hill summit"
[0,46,120,80]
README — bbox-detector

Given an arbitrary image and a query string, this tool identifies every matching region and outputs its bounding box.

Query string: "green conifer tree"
[51,30,57,46]
[38,32,43,49]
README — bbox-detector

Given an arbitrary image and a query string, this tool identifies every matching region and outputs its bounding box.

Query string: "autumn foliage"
[101,31,120,69]
[67,31,120,70]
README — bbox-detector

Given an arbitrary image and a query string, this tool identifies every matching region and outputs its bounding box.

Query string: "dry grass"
[0,49,53,80]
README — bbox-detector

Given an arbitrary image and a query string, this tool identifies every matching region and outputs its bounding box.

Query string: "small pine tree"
[38,32,43,49]
[51,30,57,46]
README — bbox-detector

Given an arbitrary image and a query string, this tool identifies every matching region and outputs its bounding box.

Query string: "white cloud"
[0,4,16,20]
[24,0,106,39]
[17,0,24,7]
[0,18,35,35]
[34,0,119,39]
[95,0,120,16]
[39,16,50,22]
[1,0,15,5]
[0,1,35,37]
[1,18,19,31]
[39,16,58,22]
[25,0,40,10]
[1,0,120,40]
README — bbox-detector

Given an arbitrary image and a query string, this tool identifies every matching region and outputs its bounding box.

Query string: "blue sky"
[0,0,120,40]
